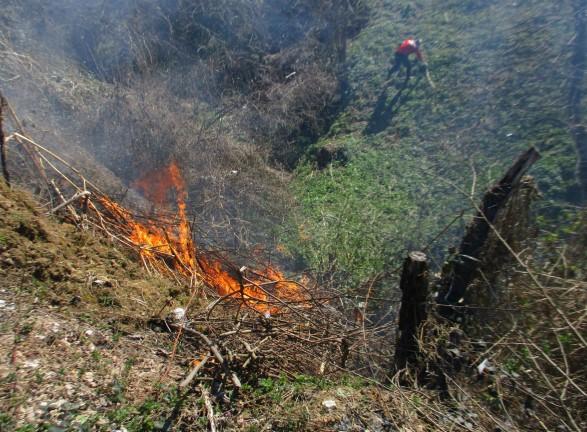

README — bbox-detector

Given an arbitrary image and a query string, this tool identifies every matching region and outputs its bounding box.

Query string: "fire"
[197,256,308,314]
[132,161,196,271]
[97,161,308,314]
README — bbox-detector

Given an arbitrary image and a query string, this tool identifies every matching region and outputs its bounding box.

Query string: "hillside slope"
[1,1,586,430]
[0,181,436,432]
[1,180,584,431]
[0,0,369,253]
[287,0,585,288]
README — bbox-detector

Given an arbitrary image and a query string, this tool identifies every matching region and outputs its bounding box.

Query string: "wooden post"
[437,147,541,319]
[0,96,9,187]
[394,251,429,371]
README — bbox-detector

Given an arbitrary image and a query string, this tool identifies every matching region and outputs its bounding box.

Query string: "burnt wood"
[437,147,541,319]
[394,251,429,371]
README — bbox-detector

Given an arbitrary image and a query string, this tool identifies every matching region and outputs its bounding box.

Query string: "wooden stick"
[50,180,80,221]
[4,102,48,183]
[180,354,210,388]
[425,67,436,89]
[166,323,242,389]
[48,190,90,214]
[12,132,108,196]
[0,95,10,186]
[200,384,217,432]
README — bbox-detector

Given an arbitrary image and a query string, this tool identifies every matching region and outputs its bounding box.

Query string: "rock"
[24,358,40,369]
[82,371,96,387]
[0,299,15,310]
[48,399,68,411]
[2,257,15,266]
[322,399,337,410]
[62,401,84,411]
[44,371,57,380]
[171,307,186,321]
[477,358,495,376]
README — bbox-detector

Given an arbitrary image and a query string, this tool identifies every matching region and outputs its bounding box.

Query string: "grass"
[0,1,585,431]
[285,0,582,290]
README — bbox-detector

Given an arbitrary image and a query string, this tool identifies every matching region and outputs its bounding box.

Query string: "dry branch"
[163,322,242,389]
[48,190,91,215]
[180,354,210,388]
[0,95,9,186]
[200,384,217,432]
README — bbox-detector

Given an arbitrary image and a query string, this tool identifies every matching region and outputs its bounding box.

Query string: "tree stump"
[394,251,429,371]
[437,147,540,320]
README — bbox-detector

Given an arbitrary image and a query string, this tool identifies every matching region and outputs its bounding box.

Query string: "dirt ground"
[0,181,188,430]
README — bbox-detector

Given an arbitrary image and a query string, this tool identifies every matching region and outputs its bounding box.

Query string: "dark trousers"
[387,52,411,79]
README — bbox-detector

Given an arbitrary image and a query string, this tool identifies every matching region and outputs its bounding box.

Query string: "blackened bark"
[394,251,429,371]
[437,147,541,320]
[570,0,587,200]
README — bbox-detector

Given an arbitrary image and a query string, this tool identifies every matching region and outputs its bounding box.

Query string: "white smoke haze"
[0,0,366,255]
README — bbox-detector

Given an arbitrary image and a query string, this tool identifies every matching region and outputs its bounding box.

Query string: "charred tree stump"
[437,147,541,320]
[394,251,429,372]
[0,96,9,187]
[572,125,587,200]
[570,0,587,200]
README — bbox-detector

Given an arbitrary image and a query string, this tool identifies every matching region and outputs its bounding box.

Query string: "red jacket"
[396,39,423,61]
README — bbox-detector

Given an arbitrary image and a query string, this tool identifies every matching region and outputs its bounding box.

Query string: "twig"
[200,384,217,432]
[0,94,9,186]
[169,323,241,389]
[50,180,80,221]
[180,354,210,388]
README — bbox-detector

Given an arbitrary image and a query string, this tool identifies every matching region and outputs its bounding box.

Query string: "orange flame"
[130,161,196,272]
[98,161,308,314]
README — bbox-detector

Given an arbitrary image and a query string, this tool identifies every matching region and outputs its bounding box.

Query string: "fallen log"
[437,147,541,320]
[394,251,429,372]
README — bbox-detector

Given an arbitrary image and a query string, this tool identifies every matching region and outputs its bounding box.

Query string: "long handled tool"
[424,64,436,89]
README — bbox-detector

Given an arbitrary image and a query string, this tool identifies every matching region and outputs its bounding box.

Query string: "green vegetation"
[286,145,463,288]
[0,1,586,431]
[285,0,584,288]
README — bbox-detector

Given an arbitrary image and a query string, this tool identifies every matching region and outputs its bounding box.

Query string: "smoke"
[0,0,368,256]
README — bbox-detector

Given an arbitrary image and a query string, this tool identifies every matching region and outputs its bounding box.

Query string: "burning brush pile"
[96,160,309,316]
[0,95,395,395]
